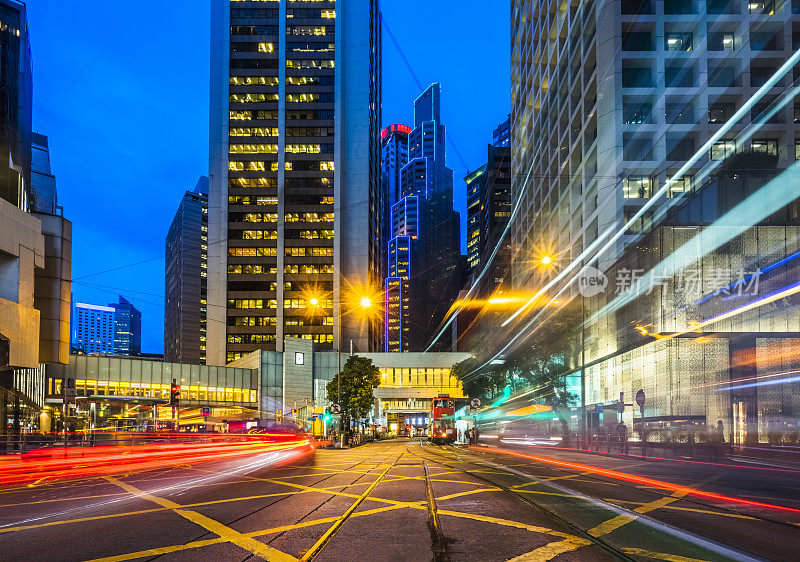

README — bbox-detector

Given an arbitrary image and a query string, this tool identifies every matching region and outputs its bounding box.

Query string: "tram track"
[417,441,770,562]
[407,440,636,561]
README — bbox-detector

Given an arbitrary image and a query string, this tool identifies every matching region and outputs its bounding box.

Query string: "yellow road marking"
[436,488,502,501]
[506,536,593,561]
[299,455,399,561]
[588,473,723,538]
[621,547,711,561]
[436,509,575,539]
[104,476,296,561]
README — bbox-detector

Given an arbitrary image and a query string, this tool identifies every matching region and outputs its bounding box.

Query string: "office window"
[709,102,735,124]
[623,176,653,198]
[710,140,736,160]
[622,31,654,51]
[751,139,778,156]
[622,66,653,88]
[665,65,694,87]
[666,175,692,198]
[708,32,735,52]
[750,31,779,51]
[622,102,652,124]
[665,101,694,124]
[664,0,695,14]
[665,33,692,51]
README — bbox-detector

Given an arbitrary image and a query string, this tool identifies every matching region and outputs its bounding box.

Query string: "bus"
[429,394,456,444]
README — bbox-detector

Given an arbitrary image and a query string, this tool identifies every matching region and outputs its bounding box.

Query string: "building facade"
[208,0,382,365]
[510,0,800,288]
[72,303,115,355]
[0,0,71,445]
[110,296,141,357]
[72,297,141,357]
[165,177,209,364]
[383,84,462,352]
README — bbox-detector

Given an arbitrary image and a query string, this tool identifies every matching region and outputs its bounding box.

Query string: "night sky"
[28,1,510,354]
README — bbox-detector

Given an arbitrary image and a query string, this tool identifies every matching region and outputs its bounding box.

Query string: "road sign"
[330,403,342,415]
[470,398,482,409]
[635,389,646,408]
[200,406,211,416]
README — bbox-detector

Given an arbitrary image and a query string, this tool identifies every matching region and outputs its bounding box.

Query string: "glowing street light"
[309,297,319,306]
[540,255,553,266]
[360,296,372,309]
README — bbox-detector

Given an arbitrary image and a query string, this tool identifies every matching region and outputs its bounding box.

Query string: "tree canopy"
[326,355,381,422]
[452,300,581,411]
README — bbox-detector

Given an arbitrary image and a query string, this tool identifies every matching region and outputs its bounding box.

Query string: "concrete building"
[0,0,71,445]
[383,84,463,352]
[208,0,382,364]
[165,177,209,365]
[510,0,800,287]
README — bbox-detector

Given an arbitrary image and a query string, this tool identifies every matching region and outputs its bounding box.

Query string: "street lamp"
[540,255,553,266]
[308,291,374,446]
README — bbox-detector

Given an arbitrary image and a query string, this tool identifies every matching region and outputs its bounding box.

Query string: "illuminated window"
[320,161,335,171]
[229,144,279,154]
[228,247,278,257]
[710,140,736,160]
[622,176,652,198]
[229,178,277,189]
[230,110,252,120]
[229,127,279,137]
[230,93,279,103]
[230,76,280,86]
[286,144,322,153]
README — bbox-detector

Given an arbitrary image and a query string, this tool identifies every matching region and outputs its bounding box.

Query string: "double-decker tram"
[429,394,456,444]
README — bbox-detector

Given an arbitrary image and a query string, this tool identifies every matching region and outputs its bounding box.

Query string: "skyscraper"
[110,296,141,357]
[383,84,462,352]
[509,0,800,287]
[208,0,382,364]
[165,177,208,364]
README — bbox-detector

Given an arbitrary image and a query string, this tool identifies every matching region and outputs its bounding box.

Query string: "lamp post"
[311,293,372,447]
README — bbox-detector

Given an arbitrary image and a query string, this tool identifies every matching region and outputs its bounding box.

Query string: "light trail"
[474,446,800,513]
[0,433,314,487]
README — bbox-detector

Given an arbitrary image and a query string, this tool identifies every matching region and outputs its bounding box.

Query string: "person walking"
[617,421,629,454]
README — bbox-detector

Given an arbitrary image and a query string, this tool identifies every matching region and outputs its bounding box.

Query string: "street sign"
[635,389,646,408]
[470,398,482,409]
[330,403,342,415]
[200,406,211,416]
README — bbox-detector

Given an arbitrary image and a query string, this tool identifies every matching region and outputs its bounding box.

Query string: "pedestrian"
[466,428,473,445]
[474,427,480,445]
[617,421,628,454]
[716,420,726,458]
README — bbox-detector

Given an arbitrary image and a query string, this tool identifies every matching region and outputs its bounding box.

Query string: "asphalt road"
[0,439,797,561]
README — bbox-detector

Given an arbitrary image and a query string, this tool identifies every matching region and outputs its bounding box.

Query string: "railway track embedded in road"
[407,440,637,562]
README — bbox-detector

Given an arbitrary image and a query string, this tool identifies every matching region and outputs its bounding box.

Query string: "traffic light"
[170,379,180,406]
[323,408,331,422]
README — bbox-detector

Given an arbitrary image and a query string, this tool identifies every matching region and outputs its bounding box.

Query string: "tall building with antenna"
[383,84,463,352]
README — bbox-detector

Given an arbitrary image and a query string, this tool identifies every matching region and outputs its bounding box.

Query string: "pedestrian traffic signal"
[323,408,331,422]
[170,379,180,406]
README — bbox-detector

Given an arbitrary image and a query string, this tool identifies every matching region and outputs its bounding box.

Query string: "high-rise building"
[71,297,141,356]
[0,1,71,443]
[110,296,142,357]
[383,84,462,352]
[465,122,512,287]
[207,0,382,364]
[492,116,510,148]
[509,0,800,288]
[165,177,209,365]
[31,133,58,214]
[72,303,116,355]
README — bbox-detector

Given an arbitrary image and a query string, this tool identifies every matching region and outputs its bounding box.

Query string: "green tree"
[326,355,381,437]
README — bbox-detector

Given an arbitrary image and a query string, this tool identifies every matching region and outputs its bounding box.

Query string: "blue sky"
[28,1,510,353]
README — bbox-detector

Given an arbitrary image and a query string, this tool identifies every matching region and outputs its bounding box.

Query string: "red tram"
[429,394,456,444]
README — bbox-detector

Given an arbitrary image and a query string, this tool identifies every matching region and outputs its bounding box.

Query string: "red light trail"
[0,433,314,487]
[474,446,800,514]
